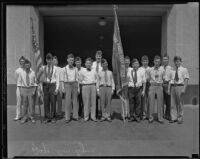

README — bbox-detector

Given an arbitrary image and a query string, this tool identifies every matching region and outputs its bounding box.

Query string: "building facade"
[7,3,199,105]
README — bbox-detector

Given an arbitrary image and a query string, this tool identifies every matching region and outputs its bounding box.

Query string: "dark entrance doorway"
[44,16,162,68]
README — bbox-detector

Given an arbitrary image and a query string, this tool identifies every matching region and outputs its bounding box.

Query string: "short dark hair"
[46,53,53,60]
[124,56,130,60]
[53,56,58,60]
[19,56,26,62]
[85,57,92,62]
[75,57,81,62]
[154,55,161,61]
[96,50,102,56]
[101,58,108,64]
[132,58,139,64]
[67,54,74,59]
[24,59,31,65]
[174,56,182,62]
[141,55,149,62]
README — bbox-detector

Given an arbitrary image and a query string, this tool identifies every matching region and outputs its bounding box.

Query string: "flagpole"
[30,17,42,123]
[112,4,126,123]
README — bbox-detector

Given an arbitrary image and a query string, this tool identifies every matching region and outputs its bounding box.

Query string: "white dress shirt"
[15,67,24,86]
[160,65,173,82]
[19,69,37,87]
[139,66,151,81]
[61,65,78,82]
[170,66,189,84]
[41,65,60,91]
[77,66,85,84]
[127,67,146,87]
[98,69,115,90]
[147,66,165,84]
[79,68,97,84]
[92,61,103,73]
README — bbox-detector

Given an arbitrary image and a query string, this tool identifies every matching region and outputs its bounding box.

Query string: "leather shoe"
[177,120,183,124]
[148,119,154,123]
[100,117,106,122]
[20,118,28,124]
[106,117,112,122]
[91,118,97,122]
[65,120,70,124]
[158,120,164,124]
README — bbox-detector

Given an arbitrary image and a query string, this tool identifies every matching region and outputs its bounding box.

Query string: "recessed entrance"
[44,15,162,68]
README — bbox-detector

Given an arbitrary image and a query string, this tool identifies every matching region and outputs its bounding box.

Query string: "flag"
[31,18,44,105]
[112,6,129,121]
[112,6,128,96]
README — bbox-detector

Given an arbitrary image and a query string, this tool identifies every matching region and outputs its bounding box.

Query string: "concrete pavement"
[7,99,199,157]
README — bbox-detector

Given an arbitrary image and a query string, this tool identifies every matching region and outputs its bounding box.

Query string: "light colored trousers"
[82,85,96,120]
[15,86,22,119]
[64,82,79,120]
[148,85,164,121]
[20,87,36,119]
[170,86,184,121]
[99,87,112,118]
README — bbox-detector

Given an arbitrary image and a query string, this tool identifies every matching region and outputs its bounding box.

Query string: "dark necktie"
[132,69,137,86]
[48,65,52,80]
[26,71,30,86]
[175,68,179,82]
[104,70,108,84]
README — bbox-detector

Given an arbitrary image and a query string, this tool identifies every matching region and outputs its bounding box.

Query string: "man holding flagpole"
[112,5,129,122]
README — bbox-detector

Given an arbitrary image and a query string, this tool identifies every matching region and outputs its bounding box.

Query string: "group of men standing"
[123,54,189,124]
[14,50,189,125]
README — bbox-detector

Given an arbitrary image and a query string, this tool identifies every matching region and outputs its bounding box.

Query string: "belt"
[64,81,77,84]
[21,86,36,89]
[43,82,56,86]
[100,84,112,87]
[82,83,96,86]
[150,83,163,86]
[171,84,184,86]
[129,86,142,89]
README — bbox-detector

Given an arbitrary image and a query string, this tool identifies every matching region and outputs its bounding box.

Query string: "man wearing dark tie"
[161,55,173,121]
[97,59,115,122]
[168,56,189,124]
[92,50,103,119]
[19,59,37,124]
[75,57,84,119]
[147,55,165,124]
[127,58,146,122]
[40,53,59,123]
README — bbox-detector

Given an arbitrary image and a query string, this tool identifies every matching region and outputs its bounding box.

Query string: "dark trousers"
[163,83,171,120]
[56,91,63,115]
[96,95,101,118]
[78,85,83,117]
[43,83,56,120]
[128,87,142,118]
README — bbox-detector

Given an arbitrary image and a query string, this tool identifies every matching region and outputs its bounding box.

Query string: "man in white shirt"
[147,55,165,124]
[79,58,98,122]
[123,56,131,120]
[140,55,151,120]
[61,54,79,123]
[97,59,115,122]
[127,58,146,122]
[161,55,173,121]
[40,53,59,124]
[53,56,63,119]
[14,56,26,121]
[92,50,103,119]
[75,57,84,118]
[168,56,189,124]
[19,60,37,124]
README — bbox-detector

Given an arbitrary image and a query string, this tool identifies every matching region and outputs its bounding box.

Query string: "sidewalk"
[7,99,199,157]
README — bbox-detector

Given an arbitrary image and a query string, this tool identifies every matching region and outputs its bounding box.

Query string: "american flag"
[31,18,44,105]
